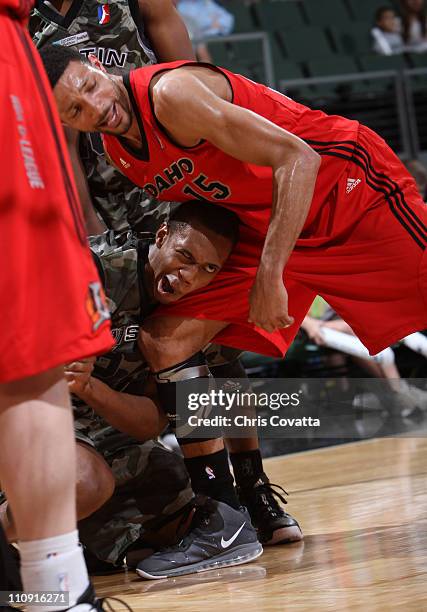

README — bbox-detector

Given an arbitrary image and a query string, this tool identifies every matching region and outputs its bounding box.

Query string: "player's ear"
[87,53,106,73]
[155,223,170,248]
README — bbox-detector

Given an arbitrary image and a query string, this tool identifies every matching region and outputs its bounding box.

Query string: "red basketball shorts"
[156,124,427,357]
[0,11,113,383]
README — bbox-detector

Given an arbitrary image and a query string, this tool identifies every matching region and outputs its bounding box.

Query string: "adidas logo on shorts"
[120,157,131,169]
[346,178,361,194]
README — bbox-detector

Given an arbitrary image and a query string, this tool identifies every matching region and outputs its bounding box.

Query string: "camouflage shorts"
[77,437,192,565]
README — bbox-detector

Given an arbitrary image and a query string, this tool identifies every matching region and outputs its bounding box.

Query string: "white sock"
[19,530,92,611]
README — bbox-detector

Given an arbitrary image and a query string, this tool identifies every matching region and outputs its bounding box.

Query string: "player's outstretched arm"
[152,69,321,333]
[139,0,195,61]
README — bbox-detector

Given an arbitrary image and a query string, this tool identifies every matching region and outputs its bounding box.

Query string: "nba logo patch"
[98,4,110,25]
[86,281,111,332]
[205,466,215,480]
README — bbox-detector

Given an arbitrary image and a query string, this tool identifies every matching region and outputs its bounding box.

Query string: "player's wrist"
[257,252,288,280]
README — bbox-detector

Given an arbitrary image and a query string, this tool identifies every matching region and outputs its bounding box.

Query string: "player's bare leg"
[0,442,116,546]
[0,367,92,611]
[76,444,115,521]
[136,317,262,578]
[140,317,242,508]
[205,350,302,545]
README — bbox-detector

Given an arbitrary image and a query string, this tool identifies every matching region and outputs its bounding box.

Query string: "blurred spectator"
[399,0,427,51]
[175,0,235,62]
[302,309,427,415]
[404,158,427,200]
[371,7,405,55]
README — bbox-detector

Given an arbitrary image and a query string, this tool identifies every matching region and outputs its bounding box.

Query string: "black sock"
[230,449,264,489]
[184,448,240,510]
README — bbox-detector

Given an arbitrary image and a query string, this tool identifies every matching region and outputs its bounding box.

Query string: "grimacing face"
[148,222,233,305]
[53,59,133,134]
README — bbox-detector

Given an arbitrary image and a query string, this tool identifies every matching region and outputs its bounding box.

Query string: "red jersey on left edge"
[103,61,360,236]
[0,0,33,20]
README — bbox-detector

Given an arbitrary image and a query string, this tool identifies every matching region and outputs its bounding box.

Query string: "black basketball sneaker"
[237,474,303,545]
[136,496,263,579]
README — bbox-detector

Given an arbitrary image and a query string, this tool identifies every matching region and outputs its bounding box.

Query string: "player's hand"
[64,357,95,397]
[248,272,294,333]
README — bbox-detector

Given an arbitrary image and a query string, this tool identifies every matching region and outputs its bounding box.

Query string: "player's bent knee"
[76,443,115,519]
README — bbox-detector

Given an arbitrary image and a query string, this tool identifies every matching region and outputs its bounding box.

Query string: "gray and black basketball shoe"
[237,474,303,545]
[136,496,263,579]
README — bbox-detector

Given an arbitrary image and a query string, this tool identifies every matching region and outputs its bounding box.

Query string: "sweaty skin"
[53,59,321,333]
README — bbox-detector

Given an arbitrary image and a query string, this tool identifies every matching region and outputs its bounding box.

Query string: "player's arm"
[137,0,196,61]
[139,316,229,370]
[63,126,106,234]
[65,359,167,440]
[152,70,321,332]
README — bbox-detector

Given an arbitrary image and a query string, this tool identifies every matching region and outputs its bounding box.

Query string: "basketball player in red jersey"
[0,4,115,609]
[39,47,427,356]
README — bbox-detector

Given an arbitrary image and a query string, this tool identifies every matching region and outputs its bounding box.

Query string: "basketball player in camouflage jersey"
[72,227,194,569]
[29,0,194,231]
[66,202,268,573]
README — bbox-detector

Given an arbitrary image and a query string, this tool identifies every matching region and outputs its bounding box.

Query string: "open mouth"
[108,103,120,128]
[158,275,175,296]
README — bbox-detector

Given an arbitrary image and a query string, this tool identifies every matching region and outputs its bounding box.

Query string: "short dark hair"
[169,201,240,248]
[375,6,395,22]
[38,44,87,89]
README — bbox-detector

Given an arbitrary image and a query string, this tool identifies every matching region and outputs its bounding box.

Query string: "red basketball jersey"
[0,0,33,20]
[103,60,360,235]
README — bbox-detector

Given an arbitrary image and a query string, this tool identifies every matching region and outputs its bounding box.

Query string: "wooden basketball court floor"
[94,437,427,611]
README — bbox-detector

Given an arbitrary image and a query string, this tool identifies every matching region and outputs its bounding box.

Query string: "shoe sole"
[136,542,263,580]
[262,525,303,546]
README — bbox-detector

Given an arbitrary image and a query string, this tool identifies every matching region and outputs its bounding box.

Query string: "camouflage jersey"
[29,0,171,231]
[74,230,156,452]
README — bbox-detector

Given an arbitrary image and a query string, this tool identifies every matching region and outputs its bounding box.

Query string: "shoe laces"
[250,480,289,519]
[66,584,133,611]
[96,597,133,612]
